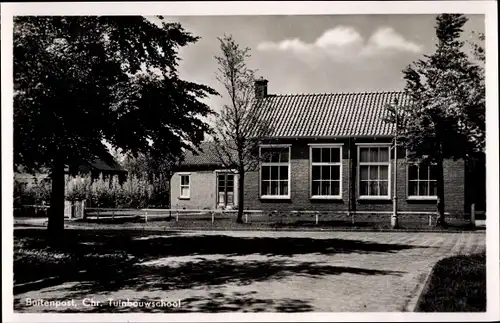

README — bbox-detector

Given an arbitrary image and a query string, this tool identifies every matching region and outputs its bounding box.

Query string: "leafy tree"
[212,35,271,223]
[14,16,217,238]
[386,14,485,226]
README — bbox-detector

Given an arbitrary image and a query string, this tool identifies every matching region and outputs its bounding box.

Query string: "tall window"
[217,172,235,206]
[179,174,190,199]
[310,145,342,198]
[260,146,290,198]
[358,145,390,198]
[408,162,437,198]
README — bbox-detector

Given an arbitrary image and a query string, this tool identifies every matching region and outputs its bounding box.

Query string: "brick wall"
[243,139,465,215]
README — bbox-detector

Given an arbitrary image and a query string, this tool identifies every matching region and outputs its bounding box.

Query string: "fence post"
[145,210,148,223]
[97,207,100,220]
[429,214,432,227]
[112,209,115,220]
[176,210,179,222]
[471,203,476,228]
[315,212,319,225]
[211,211,215,224]
[245,212,248,224]
[350,211,355,225]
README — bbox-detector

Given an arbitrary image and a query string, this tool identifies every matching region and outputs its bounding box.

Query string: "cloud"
[257,26,423,62]
[362,27,423,55]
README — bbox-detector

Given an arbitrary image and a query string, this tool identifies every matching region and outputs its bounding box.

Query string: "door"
[217,173,235,208]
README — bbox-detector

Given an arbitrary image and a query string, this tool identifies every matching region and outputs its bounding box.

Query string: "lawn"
[415,253,486,312]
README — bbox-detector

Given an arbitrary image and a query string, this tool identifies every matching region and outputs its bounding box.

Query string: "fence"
[129,208,471,228]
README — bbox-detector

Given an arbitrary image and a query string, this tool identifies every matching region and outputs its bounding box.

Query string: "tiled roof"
[87,158,127,173]
[258,91,408,138]
[182,141,231,166]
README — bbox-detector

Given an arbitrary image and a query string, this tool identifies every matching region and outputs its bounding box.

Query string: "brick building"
[170,79,485,221]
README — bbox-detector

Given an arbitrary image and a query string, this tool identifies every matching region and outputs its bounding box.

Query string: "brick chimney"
[254,77,268,100]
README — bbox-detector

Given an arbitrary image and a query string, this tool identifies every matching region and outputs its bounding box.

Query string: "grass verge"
[415,253,486,312]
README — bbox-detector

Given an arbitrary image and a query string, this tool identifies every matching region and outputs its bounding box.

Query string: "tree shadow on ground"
[50,257,405,299]
[14,229,424,297]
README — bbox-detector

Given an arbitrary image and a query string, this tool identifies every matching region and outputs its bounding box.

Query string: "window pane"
[321,181,331,195]
[181,187,189,197]
[262,166,270,180]
[370,148,379,162]
[409,181,418,196]
[408,165,418,180]
[331,181,340,196]
[360,181,369,195]
[322,148,331,163]
[418,181,428,196]
[312,166,321,181]
[360,166,369,180]
[379,166,389,180]
[270,166,279,180]
[420,166,429,180]
[360,148,370,162]
[312,148,321,163]
[369,166,378,180]
[379,181,388,196]
[312,181,321,195]
[430,165,438,180]
[331,165,340,180]
[227,174,234,182]
[378,147,389,162]
[181,175,189,185]
[271,181,279,195]
[430,181,437,195]
[331,148,341,163]
[270,151,280,162]
[280,149,289,163]
[322,166,331,180]
[227,192,234,204]
[279,180,288,196]
[218,192,225,204]
[262,181,270,195]
[280,166,288,180]
[369,181,379,195]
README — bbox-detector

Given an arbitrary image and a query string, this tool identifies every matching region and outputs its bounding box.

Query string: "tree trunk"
[435,158,447,227]
[236,170,244,224]
[47,158,66,243]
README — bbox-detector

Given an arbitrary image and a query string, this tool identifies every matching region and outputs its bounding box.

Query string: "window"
[408,162,437,198]
[217,172,235,206]
[179,174,190,199]
[260,145,290,198]
[310,145,342,198]
[358,145,391,198]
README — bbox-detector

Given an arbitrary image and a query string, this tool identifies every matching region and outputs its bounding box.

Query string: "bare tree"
[213,35,271,223]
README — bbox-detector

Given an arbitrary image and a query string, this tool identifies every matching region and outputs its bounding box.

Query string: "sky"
[149,14,485,118]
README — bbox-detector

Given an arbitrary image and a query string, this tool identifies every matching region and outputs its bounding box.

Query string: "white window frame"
[309,143,343,200]
[406,161,438,200]
[215,169,237,206]
[259,144,291,199]
[179,173,191,199]
[356,143,392,200]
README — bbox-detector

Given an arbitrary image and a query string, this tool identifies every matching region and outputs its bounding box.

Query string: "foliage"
[14,16,217,171]
[14,16,217,232]
[385,14,485,224]
[386,14,485,161]
[212,35,272,222]
[65,174,167,208]
[14,178,52,207]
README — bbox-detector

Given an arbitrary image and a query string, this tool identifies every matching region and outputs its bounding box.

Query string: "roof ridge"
[267,90,405,97]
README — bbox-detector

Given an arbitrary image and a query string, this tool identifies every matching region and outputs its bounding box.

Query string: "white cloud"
[362,27,423,55]
[256,26,423,61]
